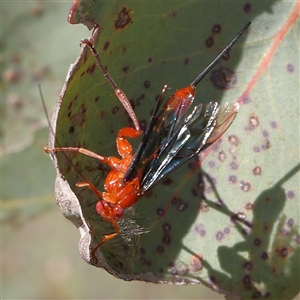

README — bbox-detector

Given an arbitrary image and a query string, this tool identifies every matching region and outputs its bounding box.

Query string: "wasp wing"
[124,86,194,184]
[141,101,239,191]
[124,86,239,192]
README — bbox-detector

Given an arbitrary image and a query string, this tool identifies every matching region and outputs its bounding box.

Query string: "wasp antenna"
[190,21,251,87]
[39,84,52,127]
[39,85,97,185]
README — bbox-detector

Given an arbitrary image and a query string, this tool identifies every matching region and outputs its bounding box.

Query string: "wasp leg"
[91,221,119,263]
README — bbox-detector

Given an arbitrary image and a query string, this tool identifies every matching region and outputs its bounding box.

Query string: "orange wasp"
[45,22,250,250]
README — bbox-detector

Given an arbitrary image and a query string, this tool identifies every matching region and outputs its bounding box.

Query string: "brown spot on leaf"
[224,227,230,234]
[287,63,294,72]
[157,208,165,216]
[210,67,237,89]
[253,146,260,153]
[261,139,270,150]
[115,7,132,29]
[135,94,145,105]
[162,223,171,232]
[195,224,206,236]
[243,275,252,290]
[278,247,289,257]
[122,65,129,73]
[230,161,239,170]
[190,254,203,272]
[243,261,253,271]
[262,129,269,138]
[171,197,178,205]
[240,181,251,192]
[205,36,214,48]
[157,245,164,253]
[212,24,221,34]
[144,80,151,88]
[88,63,96,74]
[71,104,86,126]
[245,202,253,210]
[229,175,237,184]
[270,121,277,128]
[249,116,259,128]
[228,135,239,145]
[222,51,230,61]
[287,218,294,227]
[178,202,188,211]
[103,41,110,50]
[161,177,172,185]
[287,190,295,199]
[218,151,226,162]
[253,166,261,175]
[112,106,119,114]
[162,234,171,245]
[253,238,261,246]
[216,231,224,241]
[252,291,261,299]
[243,3,251,13]
[261,252,269,260]
[184,57,189,65]
[69,126,75,134]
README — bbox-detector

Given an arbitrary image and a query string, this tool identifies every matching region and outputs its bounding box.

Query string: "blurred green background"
[1,2,222,299]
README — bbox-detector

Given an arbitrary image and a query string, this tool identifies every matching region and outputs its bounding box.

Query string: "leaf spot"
[287,190,295,199]
[253,166,262,176]
[253,238,261,246]
[103,41,110,51]
[216,231,224,241]
[243,261,253,271]
[112,106,119,115]
[115,7,132,29]
[243,3,252,13]
[190,254,203,272]
[205,36,214,48]
[210,67,237,90]
[156,245,164,253]
[287,63,295,72]
[229,175,237,184]
[212,24,221,34]
[69,126,75,134]
[240,180,251,192]
[144,80,151,88]
[287,218,294,227]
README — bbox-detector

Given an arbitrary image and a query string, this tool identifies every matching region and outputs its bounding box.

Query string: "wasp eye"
[96,201,107,216]
[113,205,124,219]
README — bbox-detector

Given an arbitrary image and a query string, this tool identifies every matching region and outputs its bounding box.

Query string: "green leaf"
[47,1,299,299]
